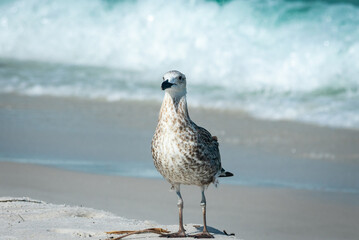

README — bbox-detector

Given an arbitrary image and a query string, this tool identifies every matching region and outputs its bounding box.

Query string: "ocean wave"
[0,0,359,128]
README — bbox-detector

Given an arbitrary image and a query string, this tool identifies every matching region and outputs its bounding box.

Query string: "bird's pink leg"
[190,188,213,238]
[160,188,187,238]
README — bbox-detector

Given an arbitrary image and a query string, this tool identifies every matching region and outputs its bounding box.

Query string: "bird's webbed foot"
[189,231,214,238]
[160,229,187,238]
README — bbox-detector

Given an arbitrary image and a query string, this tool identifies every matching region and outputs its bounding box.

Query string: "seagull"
[151,70,233,238]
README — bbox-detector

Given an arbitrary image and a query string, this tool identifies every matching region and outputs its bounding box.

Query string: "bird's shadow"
[192,225,235,236]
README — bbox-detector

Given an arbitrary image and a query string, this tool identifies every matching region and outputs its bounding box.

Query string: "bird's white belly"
[154,130,213,186]
[158,130,187,167]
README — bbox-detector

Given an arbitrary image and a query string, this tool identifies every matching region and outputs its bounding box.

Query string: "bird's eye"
[179,76,182,80]
[162,77,165,81]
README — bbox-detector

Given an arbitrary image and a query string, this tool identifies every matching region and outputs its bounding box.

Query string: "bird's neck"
[159,92,190,122]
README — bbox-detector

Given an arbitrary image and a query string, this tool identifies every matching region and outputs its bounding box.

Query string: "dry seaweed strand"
[106,228,170,240]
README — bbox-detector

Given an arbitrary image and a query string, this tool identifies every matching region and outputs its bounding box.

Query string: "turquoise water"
[2,155,358,194]
[0,0,359,128]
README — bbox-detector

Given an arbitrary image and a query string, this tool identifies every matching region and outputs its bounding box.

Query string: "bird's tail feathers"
[218,168,233,178]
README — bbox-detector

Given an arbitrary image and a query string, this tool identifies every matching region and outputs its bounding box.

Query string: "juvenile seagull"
[151,70,233,238]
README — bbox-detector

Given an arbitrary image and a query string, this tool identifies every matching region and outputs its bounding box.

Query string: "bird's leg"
[160,187,187,238]
[177,190,186,235]
[190,188,214,238]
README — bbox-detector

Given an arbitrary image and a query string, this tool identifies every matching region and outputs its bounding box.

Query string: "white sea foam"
[0,0,359,128]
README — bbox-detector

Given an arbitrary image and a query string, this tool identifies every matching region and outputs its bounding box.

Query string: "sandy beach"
[1,93,359,240]
[1,0,359,239]
[1,196,233,240]
[1,162,359,240]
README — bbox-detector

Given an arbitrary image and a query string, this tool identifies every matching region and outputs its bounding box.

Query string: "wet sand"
[1,161,359,240]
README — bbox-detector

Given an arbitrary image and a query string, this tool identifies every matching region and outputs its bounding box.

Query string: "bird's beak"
[161,80,175,90]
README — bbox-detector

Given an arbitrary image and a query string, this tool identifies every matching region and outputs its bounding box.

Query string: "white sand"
[0,197,236,240]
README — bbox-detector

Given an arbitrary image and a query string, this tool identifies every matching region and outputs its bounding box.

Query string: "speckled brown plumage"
[151,70,232,238]
[152,93,221,187]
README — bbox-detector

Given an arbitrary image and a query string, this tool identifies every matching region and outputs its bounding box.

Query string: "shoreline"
[1,93,359,192]
[1,157,358,194]
[2,91,358,132]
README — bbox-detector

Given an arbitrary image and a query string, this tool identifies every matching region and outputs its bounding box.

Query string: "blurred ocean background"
[1,0,359,194]
[1,0,359,128]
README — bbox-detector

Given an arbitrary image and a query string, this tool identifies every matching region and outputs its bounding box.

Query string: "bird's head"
[161,70,187,98]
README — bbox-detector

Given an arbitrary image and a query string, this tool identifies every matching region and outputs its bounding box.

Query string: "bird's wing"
[191,122,222,171]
